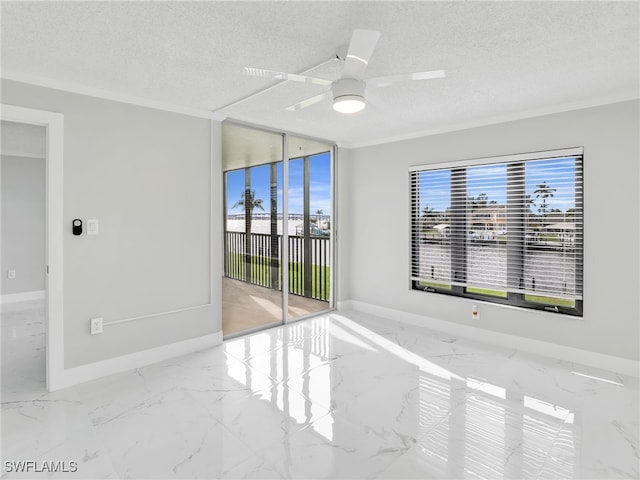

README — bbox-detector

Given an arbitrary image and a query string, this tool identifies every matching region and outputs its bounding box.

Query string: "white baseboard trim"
[49,331,223,391]
[1,290,45,304]
[336,300,353,311]
[341,300,640,378]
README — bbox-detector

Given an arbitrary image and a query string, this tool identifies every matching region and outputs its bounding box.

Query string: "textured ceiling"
[2,1,638,147]
[222,122,332,171]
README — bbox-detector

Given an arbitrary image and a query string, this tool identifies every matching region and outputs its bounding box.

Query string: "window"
[410,148,583,316]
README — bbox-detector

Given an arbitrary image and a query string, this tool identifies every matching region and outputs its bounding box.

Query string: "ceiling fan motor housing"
[332,78,366,103]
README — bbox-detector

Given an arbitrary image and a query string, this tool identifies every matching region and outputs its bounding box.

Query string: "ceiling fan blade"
[341,29,381,79]
[367,70,446,88]
[285,91,332,111]
[244,67,332,86]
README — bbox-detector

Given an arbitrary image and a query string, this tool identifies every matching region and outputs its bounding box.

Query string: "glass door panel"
[286,137,333,321]
[222,124,335,335]
[222,124,283,336]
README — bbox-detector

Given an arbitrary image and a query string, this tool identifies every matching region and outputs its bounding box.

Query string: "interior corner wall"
[1,154,46,296]
[344,100,640,362]
[1,79,220,368]
[336,147,354,303]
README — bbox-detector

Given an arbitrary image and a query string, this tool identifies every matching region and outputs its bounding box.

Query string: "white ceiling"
[2,1,638,147]
[222,122,332,171]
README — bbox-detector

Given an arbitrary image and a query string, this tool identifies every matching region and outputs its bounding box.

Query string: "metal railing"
[224,231,330,301]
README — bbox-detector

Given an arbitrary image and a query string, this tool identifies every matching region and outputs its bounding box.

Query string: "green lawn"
[465,288,574,307]
[287,261,331,300]
[466,287,574,306]
[539,233,560,242]
[418,281,451,290]
[226,252,330,300]
[419,281,573,308]
[525,294,575,307]
[466,286,508,298]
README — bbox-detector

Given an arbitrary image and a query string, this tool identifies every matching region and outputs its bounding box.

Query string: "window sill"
[409,287,584,322]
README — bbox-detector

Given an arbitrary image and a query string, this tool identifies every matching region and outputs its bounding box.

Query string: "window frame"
[410,148,583,317]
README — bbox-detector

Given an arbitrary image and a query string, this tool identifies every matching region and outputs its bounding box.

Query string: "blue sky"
[226,152,331,215]
[418,157,578,213]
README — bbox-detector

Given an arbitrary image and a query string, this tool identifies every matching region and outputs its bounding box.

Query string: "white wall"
[336,148,353,303]
[1,153,45,296]
[341,100,639,361]
[1,79,220,369]
[1,120,47,158]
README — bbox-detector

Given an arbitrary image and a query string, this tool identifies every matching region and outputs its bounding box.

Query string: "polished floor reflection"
[2,300,638,478]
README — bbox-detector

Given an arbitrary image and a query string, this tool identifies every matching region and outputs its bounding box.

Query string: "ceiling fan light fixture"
[333,95,365,113]
[243,29,446,115]
[332,78,366,114]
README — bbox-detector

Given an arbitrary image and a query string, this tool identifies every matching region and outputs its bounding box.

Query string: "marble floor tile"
[2,300,638,479]
[1,300,47,402]
[261,413,416,479]
[2,388,119,478]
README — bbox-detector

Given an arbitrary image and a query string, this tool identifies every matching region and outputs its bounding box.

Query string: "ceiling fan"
[243,29,445,114]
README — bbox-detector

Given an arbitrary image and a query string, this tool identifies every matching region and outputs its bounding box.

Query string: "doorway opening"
[221,122,335,337]
[1,104,64,391]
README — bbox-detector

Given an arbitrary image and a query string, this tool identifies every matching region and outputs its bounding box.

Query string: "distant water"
[226,219,304,236]
[417,243,576,296]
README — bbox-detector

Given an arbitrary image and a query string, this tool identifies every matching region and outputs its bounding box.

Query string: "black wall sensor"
[73,219,83,235]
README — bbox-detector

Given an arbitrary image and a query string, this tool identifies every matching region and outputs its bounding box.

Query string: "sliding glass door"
[222,123,334,337]
[222,126,284,335]
[286,139,332,322]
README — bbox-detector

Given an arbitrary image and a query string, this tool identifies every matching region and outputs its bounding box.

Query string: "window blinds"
[410,148,583,312]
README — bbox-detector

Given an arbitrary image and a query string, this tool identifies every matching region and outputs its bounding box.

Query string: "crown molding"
[3,71,636,149]
[342,91,640,149]
[1,70,226,121]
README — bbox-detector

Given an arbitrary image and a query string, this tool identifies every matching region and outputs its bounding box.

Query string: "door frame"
[221,119,337,334]
[1,104,64,391]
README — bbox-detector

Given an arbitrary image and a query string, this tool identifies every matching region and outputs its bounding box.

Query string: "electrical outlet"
[90,317,103,335]
[471,305,480,320]
[7,270,16,279]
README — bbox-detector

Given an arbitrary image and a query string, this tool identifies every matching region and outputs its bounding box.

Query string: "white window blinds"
[410,148,583,315]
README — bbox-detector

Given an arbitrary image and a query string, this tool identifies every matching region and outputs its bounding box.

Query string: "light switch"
[87,219,99,235]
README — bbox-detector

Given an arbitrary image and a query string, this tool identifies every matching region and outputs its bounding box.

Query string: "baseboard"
[49,331,223,391]
[341,300,640,378]
[1,290,45,304]
[336,300,353,311]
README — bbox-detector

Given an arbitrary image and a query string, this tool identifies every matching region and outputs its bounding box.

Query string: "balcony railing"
[224,231,330,301]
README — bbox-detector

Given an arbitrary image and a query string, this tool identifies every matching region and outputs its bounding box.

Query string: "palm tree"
[232,190,264,281]
[525,194,534,213]
[533,182,556,215]
[313,209,324,228]
[422,203,434,216]
[233,190,264,231]
[421,204,435,230]
[468,193,489,209]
